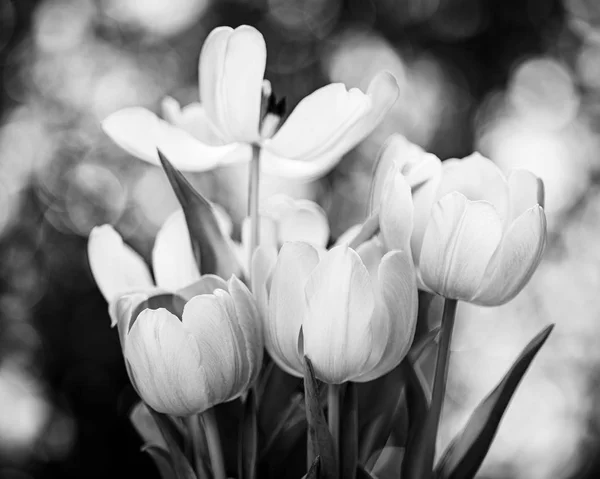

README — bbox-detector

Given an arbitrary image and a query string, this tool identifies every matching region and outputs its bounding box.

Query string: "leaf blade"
[158,150,241,279]
[304,356,339,479]
[435,324,554,479]
[148,408,197,479]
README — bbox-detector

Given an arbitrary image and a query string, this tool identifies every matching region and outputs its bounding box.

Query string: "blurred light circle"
[33,0,94,52]
[64,162,127,236]
[479,120,587,215]
[132,167,178,228]
[429,0,487,40]
[509,57,579,130]
[267,39,317,74]
[0,179,17,235]
[102,0,209,37]
[268,0,341,39]
[0,115,54,196]
[576,42,600,90]
[0,364,49,456]
[376,0,441,25]
[91,61,168,120]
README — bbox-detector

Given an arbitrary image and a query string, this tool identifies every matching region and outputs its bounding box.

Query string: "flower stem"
[248,145,261,275]
[200,408,227,479]
[328,383,341,462]
[428,298,458,467]
[185,414,210,479]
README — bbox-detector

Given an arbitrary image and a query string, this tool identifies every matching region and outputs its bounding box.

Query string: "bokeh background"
[0,0,598,477]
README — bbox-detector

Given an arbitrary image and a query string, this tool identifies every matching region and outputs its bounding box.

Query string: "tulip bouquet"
[88,25,552,479]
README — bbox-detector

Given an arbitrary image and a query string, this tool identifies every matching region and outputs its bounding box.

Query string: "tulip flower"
[378,134,546,305]
[235,194,330,269]
[114,275,263,416]
[87,201,236,307]
[102,25,400,181]
[252,175,417,383]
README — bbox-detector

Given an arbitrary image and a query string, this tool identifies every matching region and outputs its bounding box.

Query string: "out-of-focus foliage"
[0,0,599,478]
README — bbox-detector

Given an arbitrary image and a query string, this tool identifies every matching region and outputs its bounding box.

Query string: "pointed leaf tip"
[434,323,554,479]
[158,150,241,280]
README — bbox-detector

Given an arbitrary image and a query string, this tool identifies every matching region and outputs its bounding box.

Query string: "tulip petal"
[268,84,371,160]
[113,293,152,346]
[278,203,330,247]
[379,162,414,251]
[199,26,266,143]
[419,193,503,301]
[267,242,320,377]
[88,225,154,303]
[125,308,213,416]
[356,250,418,382]
[507,169,545,224]
[176,274,228,302]
[437,153,509,221]
[334,224,362,247]
[355,237,386,285]
[370,134,441,210]
[161,97,225,146]
[239,216,278,277]
[182,293,242,400]
[228,276,264,391]
[473,205,546,306]
[303,245,375,383]
[250,245,277,321]
[152,209,201,291]
[262,72,399,180]
[102,107,249,171]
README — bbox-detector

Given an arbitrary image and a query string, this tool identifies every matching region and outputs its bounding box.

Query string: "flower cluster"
[89,24,551,479]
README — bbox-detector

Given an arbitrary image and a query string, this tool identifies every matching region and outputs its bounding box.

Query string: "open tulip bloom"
[378,134,547,306]
[88,23,555,479]
[102,25,400,181]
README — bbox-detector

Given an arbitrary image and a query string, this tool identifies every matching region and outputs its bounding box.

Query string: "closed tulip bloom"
[252,177,417,384]
[378,134,546,305]
[102,25,400,181]
[115,275,263,416]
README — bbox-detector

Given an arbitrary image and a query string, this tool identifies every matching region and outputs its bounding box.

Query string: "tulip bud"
[377,136,547,305]
[115,275,263,416]
[252,238,417,384]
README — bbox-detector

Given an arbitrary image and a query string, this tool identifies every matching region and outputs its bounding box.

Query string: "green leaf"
[158,150,241,279]
[340,383,358,479]
[148,408,197,479]
[304,356,338,479]
[239,389,258,479]
[142,444,177,479]
[435,324,554,479]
